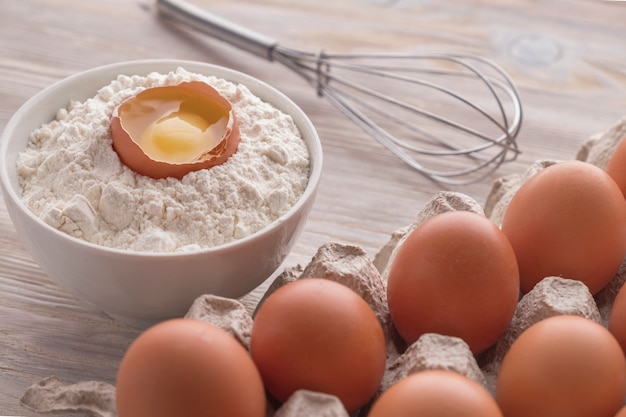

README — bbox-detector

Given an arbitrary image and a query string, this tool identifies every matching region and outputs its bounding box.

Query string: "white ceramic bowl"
[0,60,322,327]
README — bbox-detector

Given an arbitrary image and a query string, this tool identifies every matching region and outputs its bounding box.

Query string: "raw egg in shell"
[250,278,387,413]
[609,282,626,355]
[606,135,626,199]
[116,318,266,417]
[368,370,503,417]
[501,160,626,295]
[110,81,240,179]
[496,315,626,417]
[386,210,520,355]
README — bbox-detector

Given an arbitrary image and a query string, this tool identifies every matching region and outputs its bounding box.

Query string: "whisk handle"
[156,0,278,61]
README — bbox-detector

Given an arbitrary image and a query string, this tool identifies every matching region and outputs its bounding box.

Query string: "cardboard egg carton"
[238,114,626,416]
[20,115,626,417]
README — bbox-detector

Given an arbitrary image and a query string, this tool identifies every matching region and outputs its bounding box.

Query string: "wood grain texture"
[1,0,625,415]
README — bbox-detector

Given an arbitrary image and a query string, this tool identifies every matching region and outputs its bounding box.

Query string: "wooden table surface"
[1,0,625,415]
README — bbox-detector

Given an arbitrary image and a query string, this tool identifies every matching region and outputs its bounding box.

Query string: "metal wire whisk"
[156,0,523,185]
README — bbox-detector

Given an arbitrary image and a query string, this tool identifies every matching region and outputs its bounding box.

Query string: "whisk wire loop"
[320,81,514,184]
[321,61,517,153]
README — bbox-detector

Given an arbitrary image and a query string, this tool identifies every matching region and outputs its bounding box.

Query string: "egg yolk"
[111,81,240,179]
[119,86,229,164]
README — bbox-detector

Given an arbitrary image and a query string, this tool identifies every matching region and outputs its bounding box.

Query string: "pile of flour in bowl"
[17,67,311,252]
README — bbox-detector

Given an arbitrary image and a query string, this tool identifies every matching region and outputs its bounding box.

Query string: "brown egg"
[609,283,626,355]
[250,278,387,413]
[116,318,266,417]
[368,370,503,417]
[386,210,520,355]
[496,315,626,417]
[606,136,626,199]
[110,81,240,179]
[501,160,626,295]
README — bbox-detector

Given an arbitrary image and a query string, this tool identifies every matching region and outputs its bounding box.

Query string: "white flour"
[17,67,310,252]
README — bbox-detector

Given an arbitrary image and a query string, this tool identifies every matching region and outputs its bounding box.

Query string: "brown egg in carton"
[19,115,626,417]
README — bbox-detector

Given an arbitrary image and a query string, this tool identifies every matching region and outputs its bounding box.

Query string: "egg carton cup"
[20,115,626,417]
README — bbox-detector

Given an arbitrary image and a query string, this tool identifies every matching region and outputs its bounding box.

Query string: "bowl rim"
[0,59,323,259]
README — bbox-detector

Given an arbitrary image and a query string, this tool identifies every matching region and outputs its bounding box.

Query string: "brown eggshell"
[606,135,626,199]
[609,282,626,355]
[250,278,387,413]
[501,160,626,295]
[496,315,626,417]
[110,81,240,179]
[116,318,266,417]
[369,370,503,417]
